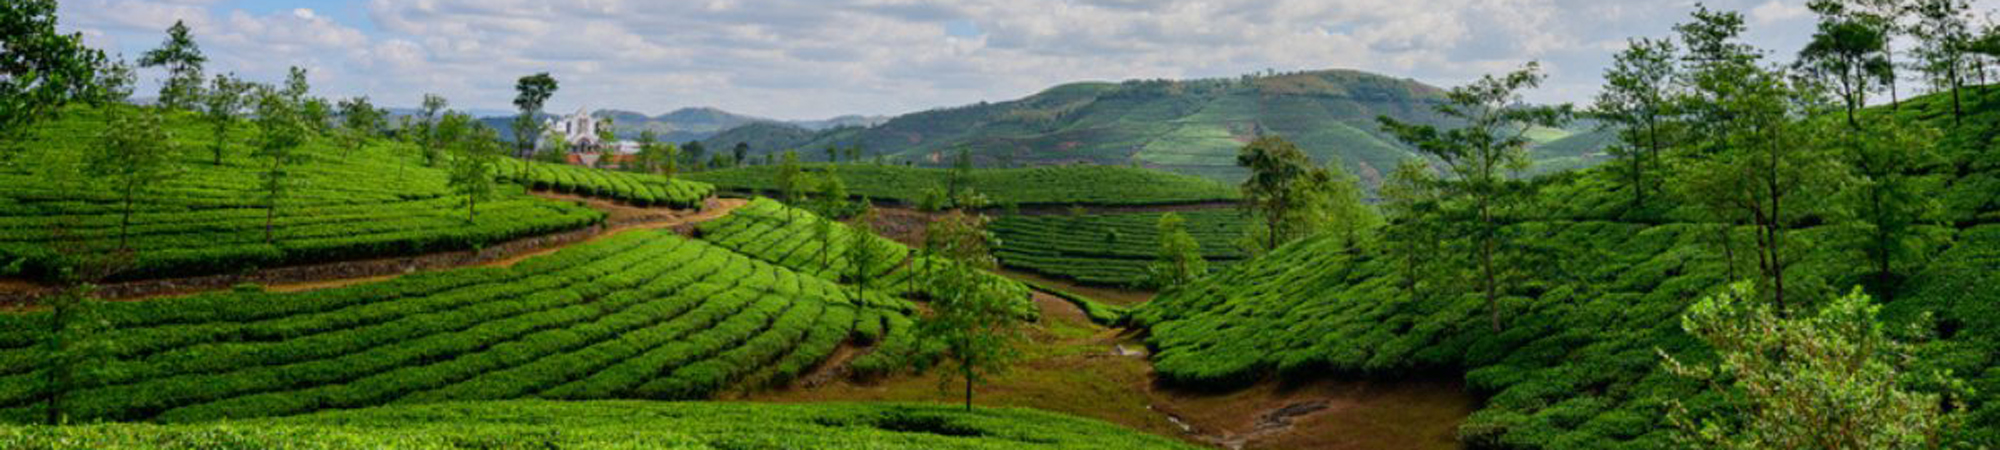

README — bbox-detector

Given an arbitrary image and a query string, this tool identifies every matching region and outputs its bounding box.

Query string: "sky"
[52,0,1970,120]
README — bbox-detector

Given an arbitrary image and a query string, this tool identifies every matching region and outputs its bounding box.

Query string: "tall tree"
[1595,38,1681,208]
[636,130,661,173]
[251,86,307,244]
[1234,136,1321,253]
[1,0,113,144]
[198,73,249,165]
[777,150,803,221]
[844,199,893,304]
[1379,159,1449,298]
[947,148,973,199]
[1673,9,1850,313]
[1661,283,1966,449]
[336,95,386,156]
[824,145,839,163]
[1799,0,1895,128]
[594,115,616,150]
[1146,212,1207,290]
[446,115,499,222]
[1908,0,1973,124]
[732,142,750,167]
[913,211,1023,411]
[416,94,448,167]
[511,72,558,157]
[1378,62,1571,332]
[682,141,706,171]
[86,107,179,251]
[1845,119,1942,294]
[137,20,204,111]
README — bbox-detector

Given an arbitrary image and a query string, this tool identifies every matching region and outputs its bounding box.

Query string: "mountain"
[792,114,891,130]
[698,69,1616,184]
[693,69,1458,184]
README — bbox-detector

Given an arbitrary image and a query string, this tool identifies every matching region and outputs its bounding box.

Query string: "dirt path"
[745,286,1473,449]
[0,194,747,305]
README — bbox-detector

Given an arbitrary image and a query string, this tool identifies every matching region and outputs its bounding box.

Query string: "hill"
[698,69,1610,184]
[684,163,1240,207]
[0,400,1197,449]
[1129,86,2000,448]
[0,106,631,282]
[990,209,1246,287]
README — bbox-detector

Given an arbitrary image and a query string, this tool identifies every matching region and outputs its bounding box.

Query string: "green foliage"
[0,230,915,422]
[0,401,1198,449]
[1662,283,1968,449]
[496,158,713,208]
[198,74,250,165]
[0,0,112,146]
[511,73,558,155]
[1379,62,1573,331]
[85,107,179,252]
[690,163,1239,206]
[444,114,500,222]
[915,211,1026,411]
[137,20,204,112]
[1146,213,1207,290]
[0,106,604,281]
[991,209,1243,287]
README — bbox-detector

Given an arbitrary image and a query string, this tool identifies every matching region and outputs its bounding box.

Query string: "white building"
[540,108,605,152]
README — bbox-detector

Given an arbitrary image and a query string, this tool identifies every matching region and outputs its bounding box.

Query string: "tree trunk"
[119,183,135,251]
[42,302,66,425]
[963,366,974,411]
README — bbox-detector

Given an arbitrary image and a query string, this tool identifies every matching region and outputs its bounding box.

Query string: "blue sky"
[54,0,1973,120]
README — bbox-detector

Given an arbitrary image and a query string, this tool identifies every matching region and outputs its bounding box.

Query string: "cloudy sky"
[53,0,1943,120]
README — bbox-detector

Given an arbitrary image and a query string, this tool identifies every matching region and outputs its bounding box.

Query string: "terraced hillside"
[687,163,1238,207]
[0,400,1199,449]
[0,107,616,281]
[1131,87,2000,448]
[499,159,713,208]
[0,230,916,423]
[991,209,1247,287]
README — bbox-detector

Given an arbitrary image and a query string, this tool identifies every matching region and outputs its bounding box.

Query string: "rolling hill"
[694,69,1610,184]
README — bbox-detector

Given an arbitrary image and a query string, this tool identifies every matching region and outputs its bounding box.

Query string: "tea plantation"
[1132,88,2000,448]
[990,209,1246,287]
[499,158,713,208]
[0,400,1199,449]
[0,230,921,423]
[0,107,721,281]
[686,163,1239,206]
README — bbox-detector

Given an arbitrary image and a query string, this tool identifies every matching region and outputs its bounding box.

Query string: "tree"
[682,141,707,171]
[86,108,179,251]
[1661,282,1966,449]
[446,114,499,222]
[1378,62,1571,332]
[913,211,1024,411]
[1595,37,1681,208]
[1302,157,1381,252]
[416,94,448,167]
[97,57,134,103]
[947,148,973,198]
[252,87,307,244]
[1844,119,1943,295]
[635,130,661,173]
[535,130,570,164]
[280,67,329,135]
[732,142,750,167]
[512,72,558,157]
[1798,0,1895,128]
[1379,159,1449,298]
[824,146,839,163]
[336,95,386,156]
[594,115,616,150]
[816,166,850,218]
[1673,9,1850,313]
[1,0,113,145]
[1234,136,1320,253]
[1146,212,1207,290]
[198,73,249,165]
[1908,0,1973,125]
[777,150,803,220]
[138,20,205,111]
[844,199,893,304]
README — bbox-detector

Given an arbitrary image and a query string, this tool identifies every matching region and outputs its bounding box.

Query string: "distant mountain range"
[690,69,1610,184]
[385,106,888,145]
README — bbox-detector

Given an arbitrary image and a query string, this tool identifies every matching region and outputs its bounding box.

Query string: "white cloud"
[57,0,1917,119]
